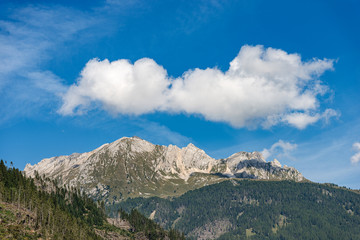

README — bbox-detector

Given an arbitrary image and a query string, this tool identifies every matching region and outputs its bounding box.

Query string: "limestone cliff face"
[24,137,304,203]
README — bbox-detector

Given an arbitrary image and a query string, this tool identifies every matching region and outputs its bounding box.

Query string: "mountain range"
[22,137,360,239]
[24,137,304,203]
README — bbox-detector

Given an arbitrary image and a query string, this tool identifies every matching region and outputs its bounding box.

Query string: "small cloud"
[322,108,341,125]
[60,45,335,130]
[351,142,360,164]
[282,112,320,130]
[261,140,297,161]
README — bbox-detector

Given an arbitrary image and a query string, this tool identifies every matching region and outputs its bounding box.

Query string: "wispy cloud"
[351,142,360,164]
[261,140,297,161]
[0,6,91,80]
[60,45,337,129]
[133,120,191,147]
[0,5,95,123]
[280,109,340,130]
[174,0,226,34]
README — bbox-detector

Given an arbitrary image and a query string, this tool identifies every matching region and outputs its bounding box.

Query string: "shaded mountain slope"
[114,180,360,240]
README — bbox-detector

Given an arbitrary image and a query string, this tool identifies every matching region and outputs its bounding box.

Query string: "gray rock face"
[24,137,304,202]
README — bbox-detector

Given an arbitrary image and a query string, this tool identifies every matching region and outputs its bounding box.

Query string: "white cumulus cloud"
[60,45,336,129]
[60,58,170,115]
[351,142,360,164]
[261,140,297,161]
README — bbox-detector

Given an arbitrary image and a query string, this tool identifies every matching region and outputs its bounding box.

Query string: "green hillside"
[113,179,360,239]
[0,160,184,240]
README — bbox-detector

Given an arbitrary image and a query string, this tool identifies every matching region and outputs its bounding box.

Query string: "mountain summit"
[24,137,304,203]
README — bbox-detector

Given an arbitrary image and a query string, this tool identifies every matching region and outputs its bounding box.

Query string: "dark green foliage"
[114,180,360,240]
[118,208,185,240]
[0,159,186,239]
[0,159,104,239]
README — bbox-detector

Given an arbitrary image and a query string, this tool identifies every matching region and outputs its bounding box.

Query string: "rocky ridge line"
[24,137,304,202]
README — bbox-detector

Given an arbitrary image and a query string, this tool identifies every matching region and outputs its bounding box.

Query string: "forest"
[0,160,184,239]
[114,179,360,239]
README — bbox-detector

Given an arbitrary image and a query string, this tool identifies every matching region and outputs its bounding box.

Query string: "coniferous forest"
[0,160,184,239]
[114,180,360,240]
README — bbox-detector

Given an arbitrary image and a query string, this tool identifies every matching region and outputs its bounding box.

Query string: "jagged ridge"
[24,137,304,203]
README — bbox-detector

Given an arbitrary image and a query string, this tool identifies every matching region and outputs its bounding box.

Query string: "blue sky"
[0,0,359,188]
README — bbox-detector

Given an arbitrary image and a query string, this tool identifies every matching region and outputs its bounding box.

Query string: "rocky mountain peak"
[185,143,198,149]
[226,151,265,169]
[271,158,282,168]
[131,136,143,140]
[24,137,305,202]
